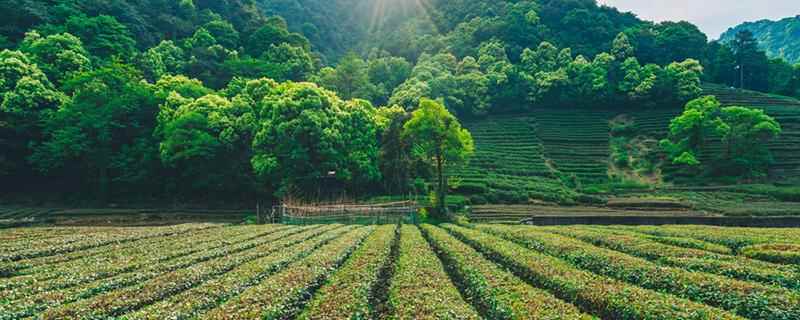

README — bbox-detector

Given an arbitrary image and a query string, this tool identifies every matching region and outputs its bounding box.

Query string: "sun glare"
[369,0,431,32]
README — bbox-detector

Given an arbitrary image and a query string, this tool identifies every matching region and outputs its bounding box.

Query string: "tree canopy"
[403,98,474,215]
[661,96,782,177]
[0,0,793,204]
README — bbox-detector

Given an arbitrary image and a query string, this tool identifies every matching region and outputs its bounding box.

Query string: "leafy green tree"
[245,17,308,57]
[312,52,375,101]
[0,49,65,177]
[717,106,782,175]
[661,95,781,177]
[611,32,634,61]
[766,58,798,97]
[476,40,525,110]
[660,96,727,167]
[388,78,430,111]
[202,20,240,49]
[731,30,770,91]
[154,75,213,100]
[520,42,570,105]
[64,15,137,60]
[181,27,238,89]
[222,43,314,84]
[453,56,490,116]
[367,54,412,106]
[250,80,381,198]
[152,75,214,139]
[565,54,609,104]
[665,59,704,101]
[618,57,645,98]
[703,41,738,86]
[158,93,257,198]
[375,105,417,194]
[402,98,474,216]
[390,53,489,117]
[19,31,90,85]
[260,43,314,81]
[140,40,186,81]
[651,21,707,65]
[30,63,158,203]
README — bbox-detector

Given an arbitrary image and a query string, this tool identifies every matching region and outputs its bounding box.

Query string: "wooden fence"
[266,201,419,225]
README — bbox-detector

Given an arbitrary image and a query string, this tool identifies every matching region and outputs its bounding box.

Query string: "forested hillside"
[0,0,798,209]
[721,16,800,64]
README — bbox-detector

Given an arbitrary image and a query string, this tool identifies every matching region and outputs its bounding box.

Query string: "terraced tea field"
[458,85,800,209]
[3,223,800,319]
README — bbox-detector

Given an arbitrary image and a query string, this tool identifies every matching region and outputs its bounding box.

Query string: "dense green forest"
[0,0,796,209]
[721,16,800,64]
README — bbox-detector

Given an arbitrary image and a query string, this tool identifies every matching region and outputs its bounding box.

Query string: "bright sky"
[597,0,800,39]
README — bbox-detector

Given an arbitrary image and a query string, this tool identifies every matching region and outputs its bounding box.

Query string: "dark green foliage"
[1,0,797,207]
[629,21,708,66]
[0,0,265,50]
[245,17,309,57]
[376,106,417,195]
[661,96,782,178]
[250,80,382,198]
[30,62,159,203]
[0,49,65,181]
[62,14,137,59]
[721,16,800,64]
[707,29,799,99]
[18,31,90,85]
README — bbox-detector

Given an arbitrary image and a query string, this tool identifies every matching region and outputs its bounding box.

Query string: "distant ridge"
[720,15,800,63]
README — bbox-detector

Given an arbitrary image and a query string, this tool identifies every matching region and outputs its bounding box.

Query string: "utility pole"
[735,65,744,89]
[740,64,744,89]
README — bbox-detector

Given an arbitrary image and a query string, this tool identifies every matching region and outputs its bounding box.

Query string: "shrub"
[202,227,373,319]
[127,226,349,319]
[422,225,593,320]
[742,244,800,265]
[442,224,742,320]
[387,225,479,319]
[479,225,800,320]
[298,225,397,319]
[41,226,351,319]
[547,226,800,290]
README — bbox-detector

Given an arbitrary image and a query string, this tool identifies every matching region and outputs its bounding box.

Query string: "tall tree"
[731,30,769,91]
[0,49,64,178]
[376,105,416,194]
[312,52,376,101]
[30,63,158,203]
[64,15,137,60]
[367,54,412,106]
[19,31,91,85]
[250,80,381,198]
[140,40,186,82]
[158,93,257,199]
[390,53,490,117]
[402,98,474,216]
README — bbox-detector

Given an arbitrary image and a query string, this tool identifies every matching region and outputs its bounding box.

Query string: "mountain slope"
[259,0,654,63]
[457,85,800,206]
[720,15,800,64]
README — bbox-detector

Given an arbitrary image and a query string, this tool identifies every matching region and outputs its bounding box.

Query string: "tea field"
[456,84,800,219]
[2,223,800,319]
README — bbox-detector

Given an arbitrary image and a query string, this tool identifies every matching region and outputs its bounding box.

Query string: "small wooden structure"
[266,201,419,225]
